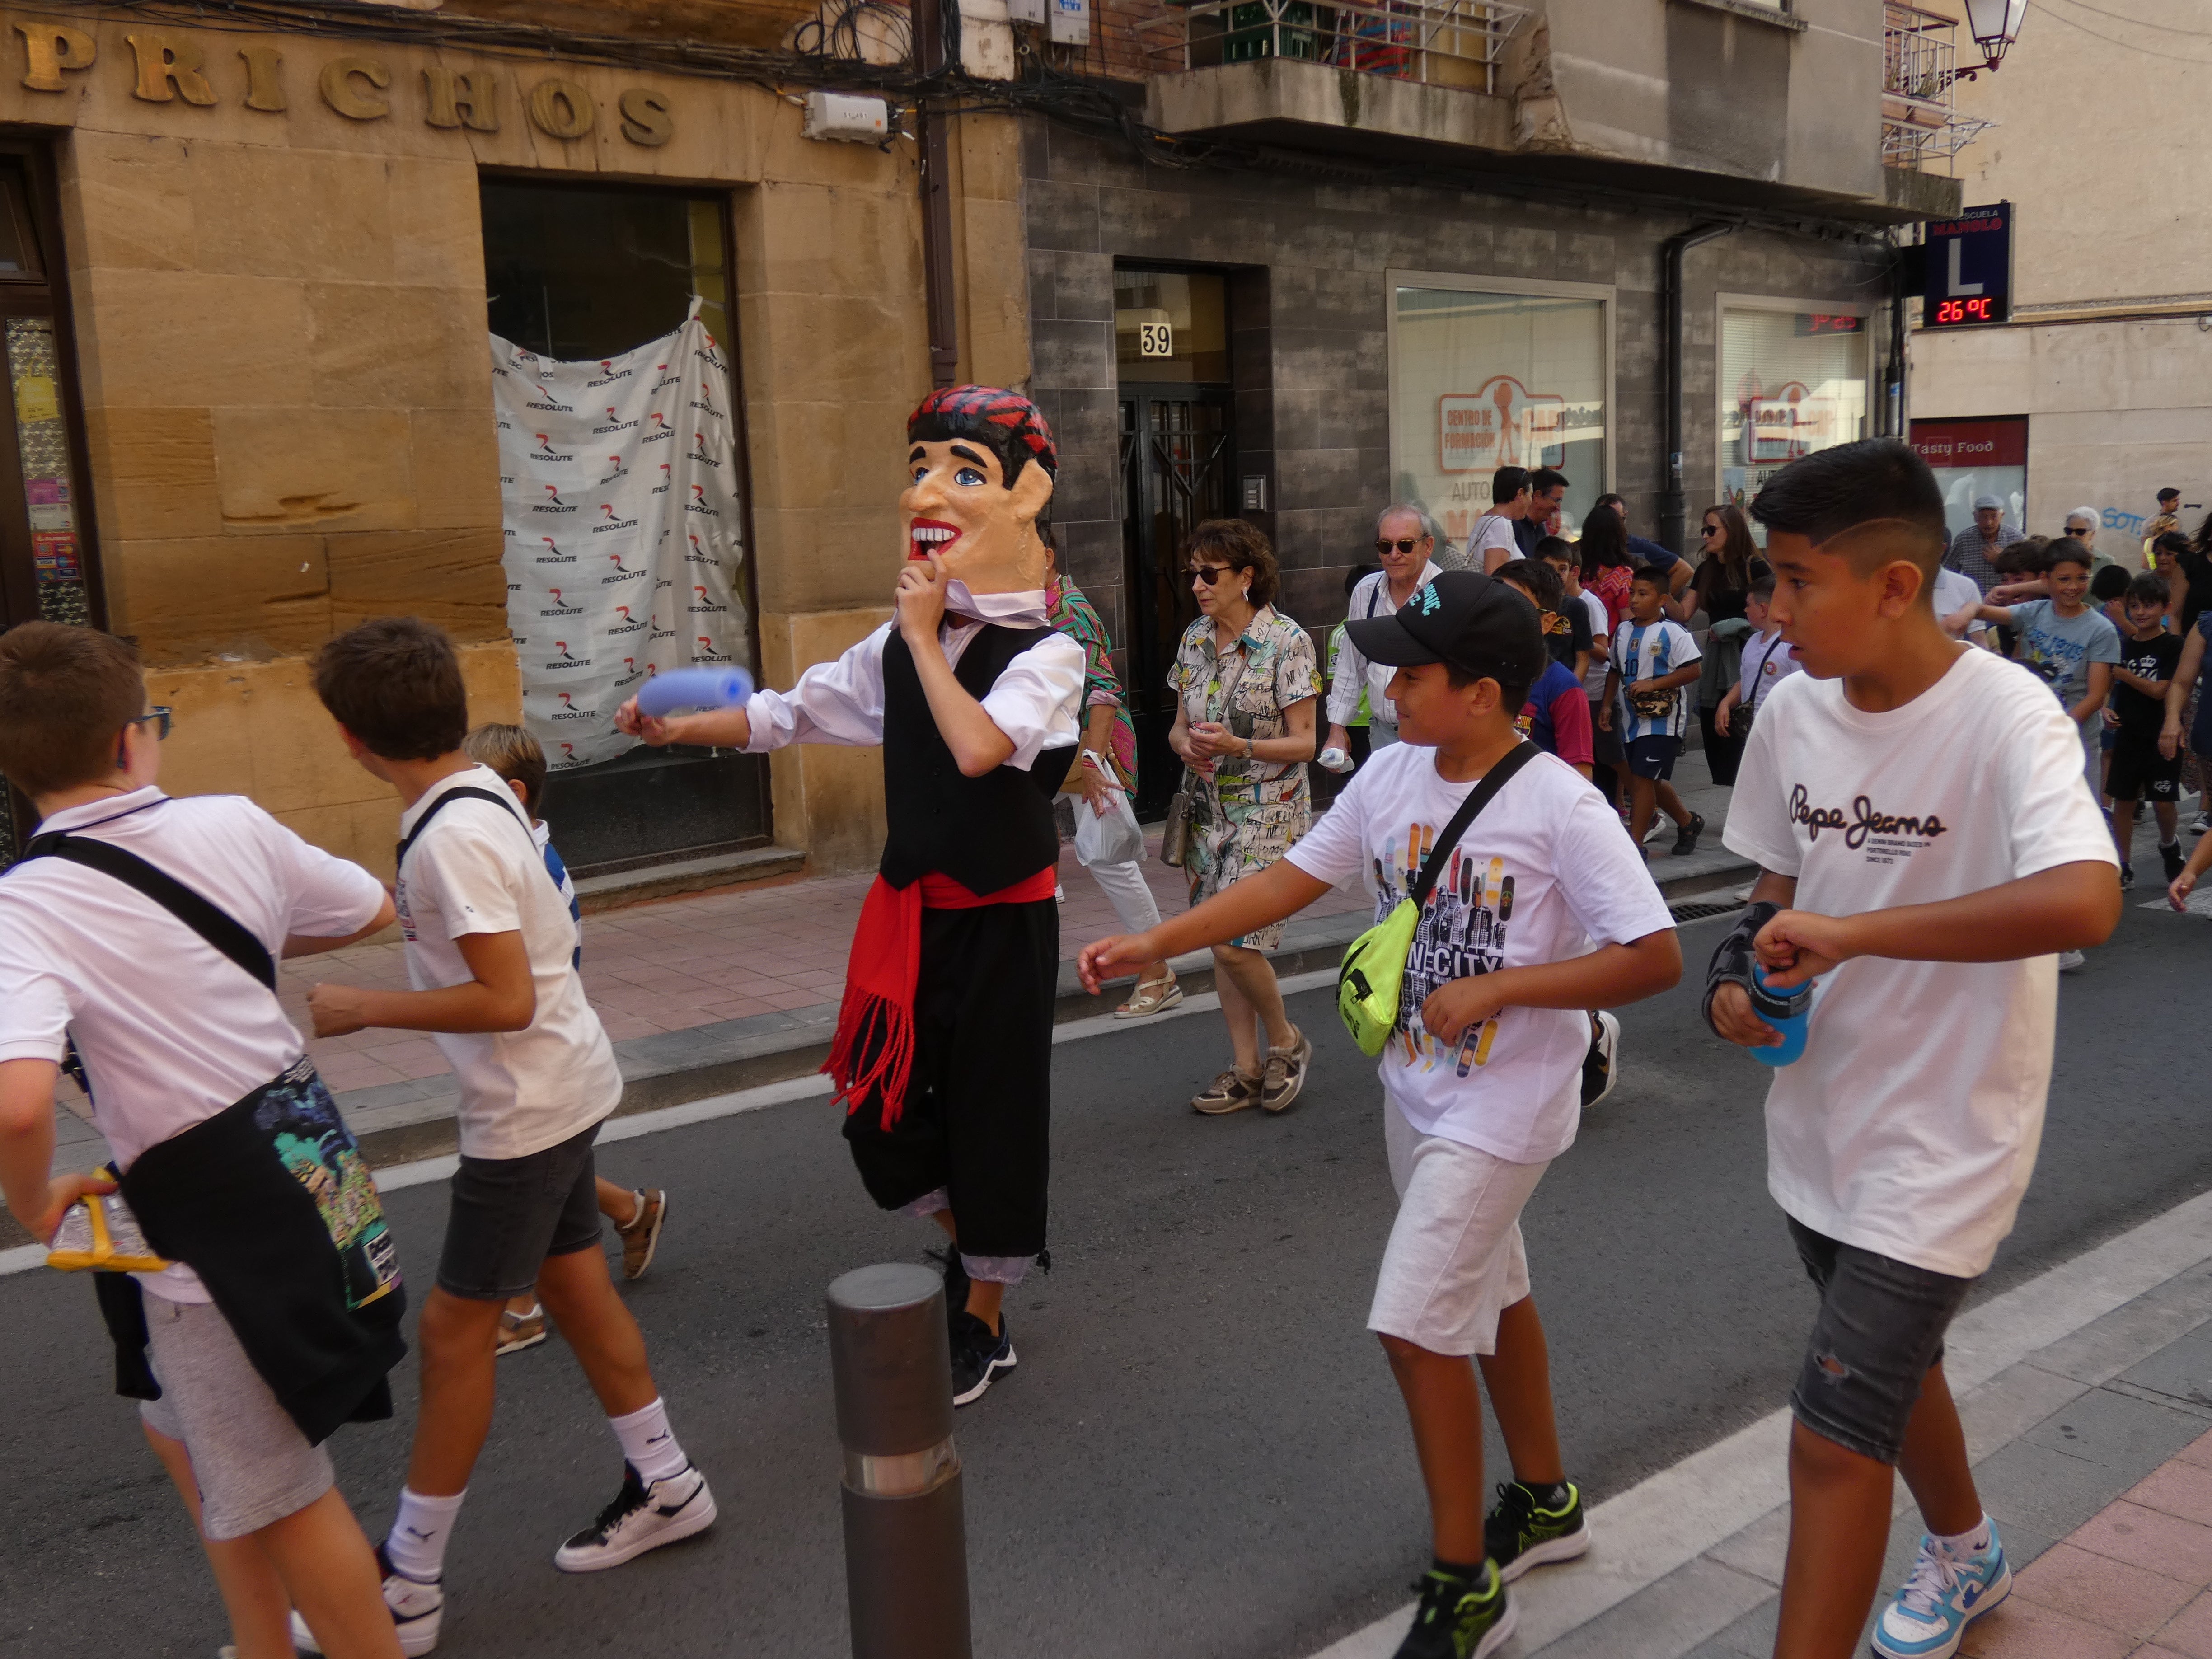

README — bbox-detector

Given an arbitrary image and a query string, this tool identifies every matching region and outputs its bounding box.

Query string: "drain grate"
[1668,898,1746,923]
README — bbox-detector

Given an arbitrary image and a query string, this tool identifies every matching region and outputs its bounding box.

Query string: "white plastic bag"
[1074,788,1144,867]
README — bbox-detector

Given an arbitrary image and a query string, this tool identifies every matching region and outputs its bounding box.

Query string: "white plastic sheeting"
[491,308,750,770]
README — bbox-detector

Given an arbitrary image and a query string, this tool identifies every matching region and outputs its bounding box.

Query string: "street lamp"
[1962,0,2028,70]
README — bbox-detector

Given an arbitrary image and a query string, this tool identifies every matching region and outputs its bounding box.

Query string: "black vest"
[879,624,1064,893]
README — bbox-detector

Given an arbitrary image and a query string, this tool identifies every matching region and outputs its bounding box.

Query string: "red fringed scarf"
[824,867,1059,1129]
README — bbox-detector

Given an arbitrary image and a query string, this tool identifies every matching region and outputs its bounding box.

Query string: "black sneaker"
[1671,812,1705,856]
[1579,1012,1619,1110]
[2165,840,2189,882]
[950,1311,1015,1407]
[1392,1560,1515,1659]
[931,1246,970,1334]
[552,1462,717,1572]
[2120,863,2135,890]
[1485,1478,1592,1583]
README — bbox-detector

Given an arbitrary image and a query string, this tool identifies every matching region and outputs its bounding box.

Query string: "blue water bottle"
[1748,965,1814,1067]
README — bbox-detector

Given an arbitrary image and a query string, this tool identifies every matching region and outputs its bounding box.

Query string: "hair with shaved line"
[1749,438,1947,601]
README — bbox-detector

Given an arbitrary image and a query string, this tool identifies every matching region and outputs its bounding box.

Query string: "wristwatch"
[1243,736,1256,760]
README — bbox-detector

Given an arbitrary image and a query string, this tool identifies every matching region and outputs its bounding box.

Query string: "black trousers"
[1698,703,1744,788]
[841,898,1058,1263]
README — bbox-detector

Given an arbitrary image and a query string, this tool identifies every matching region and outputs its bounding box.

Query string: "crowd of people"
[0,406,2151,1659]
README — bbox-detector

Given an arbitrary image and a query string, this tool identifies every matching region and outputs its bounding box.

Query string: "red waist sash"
[823,867,1058,1129]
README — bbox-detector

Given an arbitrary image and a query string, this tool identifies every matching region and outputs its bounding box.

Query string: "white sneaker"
[2057,950,2087,973]
[1580,1011,1621,1109]
[291,1547,442,1656]
[553,1463,717,1572]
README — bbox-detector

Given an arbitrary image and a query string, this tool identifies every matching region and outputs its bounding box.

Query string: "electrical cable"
[2038,0,2212,38]
[2031,0,2212,61]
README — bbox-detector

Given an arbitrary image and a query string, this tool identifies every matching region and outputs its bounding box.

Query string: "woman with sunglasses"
[1167,519,1321,1117]
[1678,503,1769,787]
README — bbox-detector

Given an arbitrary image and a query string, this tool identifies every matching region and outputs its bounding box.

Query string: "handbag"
[1336,743,1540,1056]
[1160,629,1258,870]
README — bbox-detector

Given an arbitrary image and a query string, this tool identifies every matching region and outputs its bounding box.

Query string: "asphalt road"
[4,896,2207,1659]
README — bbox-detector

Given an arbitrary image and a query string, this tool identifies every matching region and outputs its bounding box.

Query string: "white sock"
[1931,1514,1992,1556]
[385,1487,467,1581]
[609,1397,688,1483]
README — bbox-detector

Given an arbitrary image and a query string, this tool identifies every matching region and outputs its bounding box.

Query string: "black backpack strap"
[1408,743,1541,909]
[18,834,276,990]
[395,785,531,874]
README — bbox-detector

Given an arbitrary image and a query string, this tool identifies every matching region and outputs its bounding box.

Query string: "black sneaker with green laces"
[1485,1478,1592,1583]
[1392,1559,1515,1659]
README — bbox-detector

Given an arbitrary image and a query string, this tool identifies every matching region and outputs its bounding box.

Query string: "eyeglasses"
[125,706,173,741]
[1189,564,1235,586]
[1374,537,1426,556]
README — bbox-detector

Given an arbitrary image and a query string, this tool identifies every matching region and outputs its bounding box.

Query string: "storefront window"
[1908,416,2027,539]
[1115,269,1229,384]
[1719,306,1870,528]
[1390,283,1607,548]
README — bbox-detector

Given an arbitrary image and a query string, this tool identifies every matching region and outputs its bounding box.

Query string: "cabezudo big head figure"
[902,385,1057,597]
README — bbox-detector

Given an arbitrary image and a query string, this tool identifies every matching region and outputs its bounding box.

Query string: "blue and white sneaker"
[1870,1523,2010,1659]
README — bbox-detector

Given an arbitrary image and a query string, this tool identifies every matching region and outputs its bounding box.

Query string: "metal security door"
[1120,387,1233,819]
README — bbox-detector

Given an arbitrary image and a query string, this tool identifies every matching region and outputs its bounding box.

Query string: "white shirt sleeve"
[983,631,1086,773]
[0,906,72,1064]
[1720,681,1803,877]
[1550,781,1675,946]
[741,624,892,753]
[1284,770,1375,890]
[1328,574,1379,726]
[255,806,387,942]
[2000,684,2124,878]
[412,814,527,943]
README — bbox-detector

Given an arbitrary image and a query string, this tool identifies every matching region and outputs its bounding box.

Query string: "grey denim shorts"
[1786,1217,1976,1465]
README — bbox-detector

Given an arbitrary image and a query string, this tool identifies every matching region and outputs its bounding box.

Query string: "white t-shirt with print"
[396,767,620,1161]
[0,789,385,1300]
[1287,744,1673,1163]
[1721,647,2119,1278]
[1575,589,1611,698]
[1612,617,1701,740]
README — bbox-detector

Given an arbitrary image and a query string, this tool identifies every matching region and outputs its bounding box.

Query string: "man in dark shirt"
[2108,570,2186,888]
[1515,467,1570,555]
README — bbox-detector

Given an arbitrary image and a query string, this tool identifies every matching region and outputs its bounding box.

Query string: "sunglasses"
[1701,523,1724,536]
[1374,537,1426,555]
[1189,564,1237,586]
[125,706,173,741]
[2066,525,2092,536]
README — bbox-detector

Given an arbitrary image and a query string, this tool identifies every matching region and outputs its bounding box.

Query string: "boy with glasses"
[0,622,407,1659]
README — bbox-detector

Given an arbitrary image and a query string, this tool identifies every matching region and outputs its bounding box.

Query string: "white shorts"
[138,1293,335,1541]
[1367,1099,1550,1357]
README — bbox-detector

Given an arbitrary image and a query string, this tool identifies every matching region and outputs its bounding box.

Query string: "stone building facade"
[0,2,1027,881]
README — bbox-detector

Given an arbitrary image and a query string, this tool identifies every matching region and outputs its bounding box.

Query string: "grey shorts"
[138,1294,335,1541]
[438,1121,603,1301]
[1787,1218,1976,1464]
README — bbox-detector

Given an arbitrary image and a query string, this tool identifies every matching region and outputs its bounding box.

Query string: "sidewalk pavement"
[32,752,1749,1187]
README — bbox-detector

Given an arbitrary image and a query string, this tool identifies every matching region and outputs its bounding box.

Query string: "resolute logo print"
[551,690,595,721]
[540,587,583,616]
[602,551,648,586]
[525,382,573,413]
[544,641,594,670]
[530,433,574,462]
[695,636,734,662]
[594,503,641,534]
[686,483,720,517]
[607,604,647,636]
[534,536,576,565]
[535,484,577,515]
[593,405,639,435]
[600,455,629,484]
[652,463,673,496]
[642,412,675,444]
[685,532,716,567]
[687,584,726,615]
[617,655,646,686]
[689,431,723,469]
[586,359,632,388]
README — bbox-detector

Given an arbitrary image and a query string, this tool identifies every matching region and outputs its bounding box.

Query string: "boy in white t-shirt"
[0,623,405,1659]
[1081,571,1681,1659]
[1707,441,2120,1659]
[305,620,713,1655]
[1712,573,1799,743]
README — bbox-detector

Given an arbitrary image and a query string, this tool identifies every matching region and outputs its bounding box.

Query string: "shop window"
[1388,281,1609,549]
[480,180,763,876]
[1719,305,1870,531]
[1115,269,1230,384]
[1909,416,2027,539]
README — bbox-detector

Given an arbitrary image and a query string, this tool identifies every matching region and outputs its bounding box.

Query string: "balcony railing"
[1139,0,1527,95]
[1882,2,1993,168]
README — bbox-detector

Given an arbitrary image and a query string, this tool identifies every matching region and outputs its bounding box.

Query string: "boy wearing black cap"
[1081,571,1681,1659]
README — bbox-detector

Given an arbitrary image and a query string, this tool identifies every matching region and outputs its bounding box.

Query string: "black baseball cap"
[1342,568,1547,686]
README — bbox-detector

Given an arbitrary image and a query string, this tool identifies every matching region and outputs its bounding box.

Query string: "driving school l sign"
[1923,204,2013,329]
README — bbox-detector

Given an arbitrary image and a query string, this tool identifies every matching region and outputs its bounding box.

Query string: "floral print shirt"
[1045,574,1138,789]
[1167,604,1319,811]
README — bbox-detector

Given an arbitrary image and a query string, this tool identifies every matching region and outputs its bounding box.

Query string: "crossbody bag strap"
[1407,743,1540,909]
[17,835,276,991]
[395,785,532,874]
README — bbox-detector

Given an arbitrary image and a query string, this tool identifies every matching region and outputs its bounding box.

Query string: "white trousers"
[1087,856,1163,936]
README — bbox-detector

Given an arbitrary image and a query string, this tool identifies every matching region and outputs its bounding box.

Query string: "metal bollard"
[827,1262,973,1659]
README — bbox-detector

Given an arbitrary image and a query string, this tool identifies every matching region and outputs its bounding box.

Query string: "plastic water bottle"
[1317,745,1353,773]
[1747,964,1814,1067]
[634,666,755,718]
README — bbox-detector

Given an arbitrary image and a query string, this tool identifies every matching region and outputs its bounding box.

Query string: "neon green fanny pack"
[1334,744,1539,1058]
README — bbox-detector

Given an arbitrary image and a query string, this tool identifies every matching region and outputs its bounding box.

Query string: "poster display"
[7,315,87,627]
[492,309,750,771]
[1909,416,2027,539]
[1719,307,1870,525]
[1391,285,1607,548]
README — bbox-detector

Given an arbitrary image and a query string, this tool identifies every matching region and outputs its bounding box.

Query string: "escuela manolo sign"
[8,19,677,146]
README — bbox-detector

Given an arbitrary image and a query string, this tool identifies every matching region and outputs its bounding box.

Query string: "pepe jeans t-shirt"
[1722,649,2118,1278]
[1287,744,1672,1162]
